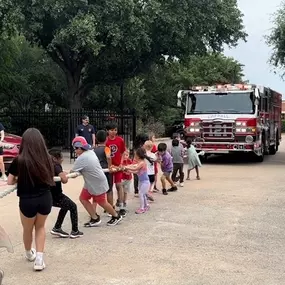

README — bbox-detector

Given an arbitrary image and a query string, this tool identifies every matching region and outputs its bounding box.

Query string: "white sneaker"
[25,248,36,262]
[0,175,7,181]
[34,259,46,271]
[179,183,184,187]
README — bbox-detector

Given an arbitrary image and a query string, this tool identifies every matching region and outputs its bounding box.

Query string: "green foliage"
[267,1,285,74]
[15,0,247,108]
[0,36,67,110]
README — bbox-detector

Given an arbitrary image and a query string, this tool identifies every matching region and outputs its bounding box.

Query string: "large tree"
[267,1,285,74]
[16,0,247,109]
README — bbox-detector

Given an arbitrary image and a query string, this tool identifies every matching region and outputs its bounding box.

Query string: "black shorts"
[19,191,53,218]
[0,147,3,155]
[148,175,155,183]
[105,172,113,193]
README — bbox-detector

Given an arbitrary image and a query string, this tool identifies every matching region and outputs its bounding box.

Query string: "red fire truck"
[177,84,282,162]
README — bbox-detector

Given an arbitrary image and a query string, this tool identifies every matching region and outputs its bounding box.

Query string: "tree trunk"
[66,72,82,110]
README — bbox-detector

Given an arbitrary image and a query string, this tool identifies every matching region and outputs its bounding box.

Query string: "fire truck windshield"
[186,92,255,114]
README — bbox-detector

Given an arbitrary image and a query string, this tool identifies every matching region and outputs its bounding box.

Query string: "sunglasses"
[74,147,81,150]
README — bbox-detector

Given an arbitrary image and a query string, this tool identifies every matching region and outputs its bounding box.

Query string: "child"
[171,138,185,187]
[49,149,83,239]
[133,133,149,196]
[149,133,159,191]
[123,148,151,214]
[121,150,133,208]
[71,136,122,226]
[157,143,177,195]
[106,122,127,217]
[143,140,157,199]
[94,130,113,209]
[186,139,202,180]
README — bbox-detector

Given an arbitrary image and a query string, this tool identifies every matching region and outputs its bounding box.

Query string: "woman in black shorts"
[7,128,54,271]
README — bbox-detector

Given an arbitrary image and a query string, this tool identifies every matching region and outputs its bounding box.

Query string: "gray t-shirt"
[171,145,184,164]
[72,150,108,195]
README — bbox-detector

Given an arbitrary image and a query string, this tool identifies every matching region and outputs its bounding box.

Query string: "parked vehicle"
[2,133,22,170]
[177,84,282,162]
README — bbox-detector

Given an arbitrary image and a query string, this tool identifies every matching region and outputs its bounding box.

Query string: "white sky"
[224,0,285,96]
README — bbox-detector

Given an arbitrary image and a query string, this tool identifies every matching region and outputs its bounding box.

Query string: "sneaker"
[123,202,127,208]
[116,199,120,207]
[197,176,201,180]
[147,194,154,202]
[162,189,168,195]
[34,259,46,271]
[134,193,139,197]
[0,269,3,285]
[119,208,127,217]
[135,208,145,214]
[25,248,36,262]
[50,228,69,238]
[0,175,7,181]
[144,204,150,211]
[70,230,84,239]
[167,186,178,192]
[107,214,123,226]
[153,187,159,193]
[84,216,101,227]
[179,182,184,187]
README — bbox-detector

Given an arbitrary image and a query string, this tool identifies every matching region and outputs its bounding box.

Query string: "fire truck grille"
[202,121,234,141]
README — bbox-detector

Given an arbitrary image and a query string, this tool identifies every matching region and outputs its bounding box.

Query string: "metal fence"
[0,109,136,154]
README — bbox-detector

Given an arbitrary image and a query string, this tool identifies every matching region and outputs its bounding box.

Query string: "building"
[282,100,285,120]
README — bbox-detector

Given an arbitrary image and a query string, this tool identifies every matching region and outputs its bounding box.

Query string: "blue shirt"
[76,124,95,145]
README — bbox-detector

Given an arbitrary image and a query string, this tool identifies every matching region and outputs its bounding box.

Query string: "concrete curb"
[155,137,170,141]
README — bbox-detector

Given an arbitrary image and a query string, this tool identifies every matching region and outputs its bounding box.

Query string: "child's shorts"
[80,188,107,205]
[148,174,155,183]
[162,171,172,177]
[122,180,131,194]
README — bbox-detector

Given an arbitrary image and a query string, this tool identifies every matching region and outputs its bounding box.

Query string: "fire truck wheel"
[269,145,277,155]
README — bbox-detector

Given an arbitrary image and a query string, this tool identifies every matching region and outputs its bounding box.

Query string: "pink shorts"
[79,188,106,205]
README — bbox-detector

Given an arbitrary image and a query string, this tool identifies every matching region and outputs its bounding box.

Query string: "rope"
[0,168,111,199]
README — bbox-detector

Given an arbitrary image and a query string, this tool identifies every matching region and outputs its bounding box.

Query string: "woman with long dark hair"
[7,128,54,271]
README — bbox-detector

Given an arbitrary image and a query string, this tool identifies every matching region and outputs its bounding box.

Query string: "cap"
[72,136,92,151]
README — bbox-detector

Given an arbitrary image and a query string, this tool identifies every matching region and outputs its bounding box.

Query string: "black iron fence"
[0,109,136,153]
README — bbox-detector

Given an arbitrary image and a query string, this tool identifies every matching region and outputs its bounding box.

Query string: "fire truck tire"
[269,144,277,155]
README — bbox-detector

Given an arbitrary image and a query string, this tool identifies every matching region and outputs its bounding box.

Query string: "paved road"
[1,139,285,284]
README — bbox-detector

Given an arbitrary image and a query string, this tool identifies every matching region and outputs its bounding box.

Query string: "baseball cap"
[72,136,92,151]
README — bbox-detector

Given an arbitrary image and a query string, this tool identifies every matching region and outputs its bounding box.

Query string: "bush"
[136,118,165,137]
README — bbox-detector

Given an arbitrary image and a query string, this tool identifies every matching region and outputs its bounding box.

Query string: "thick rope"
[0,169,111,199]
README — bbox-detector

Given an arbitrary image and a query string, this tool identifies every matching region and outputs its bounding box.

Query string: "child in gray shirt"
[71,136,122,227]
[170,138,185,187]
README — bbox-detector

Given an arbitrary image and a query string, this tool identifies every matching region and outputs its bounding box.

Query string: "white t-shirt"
[72,150,108,195]
[146,151,156,175]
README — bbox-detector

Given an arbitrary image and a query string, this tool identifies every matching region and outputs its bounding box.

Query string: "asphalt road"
[1,138,285,285]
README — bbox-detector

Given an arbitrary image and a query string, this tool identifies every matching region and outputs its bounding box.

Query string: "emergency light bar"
[189,84,253,92]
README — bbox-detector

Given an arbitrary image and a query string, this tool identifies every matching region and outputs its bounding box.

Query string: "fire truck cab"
[177,84,282,162]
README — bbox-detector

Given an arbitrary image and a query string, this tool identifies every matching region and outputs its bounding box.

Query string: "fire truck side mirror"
[177,90,183,107]
[254,88,260,98]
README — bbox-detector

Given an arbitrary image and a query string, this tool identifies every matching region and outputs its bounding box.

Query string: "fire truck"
[177,84,282,162]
